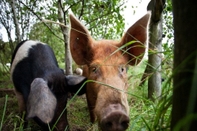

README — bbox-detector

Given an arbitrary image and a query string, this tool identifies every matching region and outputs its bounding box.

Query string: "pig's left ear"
[120,12,151,65]
[69,14,94,65]
[27,78,57,124]
[65,75,87,95]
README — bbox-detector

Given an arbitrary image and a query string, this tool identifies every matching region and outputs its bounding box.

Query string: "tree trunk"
[0,0,14,52]
[10,0,21,43]
[58,0,73,75]
[171,0,197,130]
[144,0,165,100]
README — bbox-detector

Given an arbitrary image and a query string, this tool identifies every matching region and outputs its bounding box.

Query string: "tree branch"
[85,3,124,27]
[79,0,85,19]
[18,0,64,41]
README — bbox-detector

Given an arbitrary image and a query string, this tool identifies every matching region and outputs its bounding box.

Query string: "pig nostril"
[105,122,112,128]
[121,121,129,129]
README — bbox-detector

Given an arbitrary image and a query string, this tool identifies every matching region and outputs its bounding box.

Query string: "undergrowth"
[126,60,172,131]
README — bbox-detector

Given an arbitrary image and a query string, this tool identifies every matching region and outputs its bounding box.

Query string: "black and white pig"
[10,40,86,131]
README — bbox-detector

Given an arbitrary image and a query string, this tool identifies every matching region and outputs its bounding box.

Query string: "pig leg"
[14,88,25,112]
[14,88,28,128]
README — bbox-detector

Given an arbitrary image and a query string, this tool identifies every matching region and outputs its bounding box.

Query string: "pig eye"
[92,67,97,72]
[90,66,98,73]
[119,66,126,73]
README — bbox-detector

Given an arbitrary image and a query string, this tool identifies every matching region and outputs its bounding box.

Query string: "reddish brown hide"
[69,12,150,131]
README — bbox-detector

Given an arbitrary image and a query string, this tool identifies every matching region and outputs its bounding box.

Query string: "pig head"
[69,12,150,131]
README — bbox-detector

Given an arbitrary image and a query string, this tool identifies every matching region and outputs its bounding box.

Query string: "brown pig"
[69,12,151,131]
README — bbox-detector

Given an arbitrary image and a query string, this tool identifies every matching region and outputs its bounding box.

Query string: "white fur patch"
[10,40,44,80]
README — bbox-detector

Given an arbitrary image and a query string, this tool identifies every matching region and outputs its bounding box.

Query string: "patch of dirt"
[0,88,15,97]
[0,89,41,131]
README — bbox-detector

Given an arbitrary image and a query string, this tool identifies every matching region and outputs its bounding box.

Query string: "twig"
[18,0,64,41]
[42,19,69,28]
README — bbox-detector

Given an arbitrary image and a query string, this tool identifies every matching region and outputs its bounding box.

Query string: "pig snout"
[99,104,130,131]
[101,111,129,131]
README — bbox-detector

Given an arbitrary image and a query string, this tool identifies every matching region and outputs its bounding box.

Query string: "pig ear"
[65,75,87,95]
[120,12,151,65]
[69,14,94,65]
[26,78,57,123]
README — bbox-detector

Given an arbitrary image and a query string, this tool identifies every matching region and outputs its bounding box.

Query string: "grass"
[0,95,7,130]
[0,60,172,131]
[0,69,12,89]
[67,96,98,131]
[126,65,172,131]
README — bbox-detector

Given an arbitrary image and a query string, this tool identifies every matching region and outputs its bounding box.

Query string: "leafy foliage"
[162,0,174,84]
[66,0,125,40]
[162,0,173,59]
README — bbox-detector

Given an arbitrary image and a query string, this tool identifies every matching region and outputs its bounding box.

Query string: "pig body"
[11,40,86,131]
[69,12,151,131]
